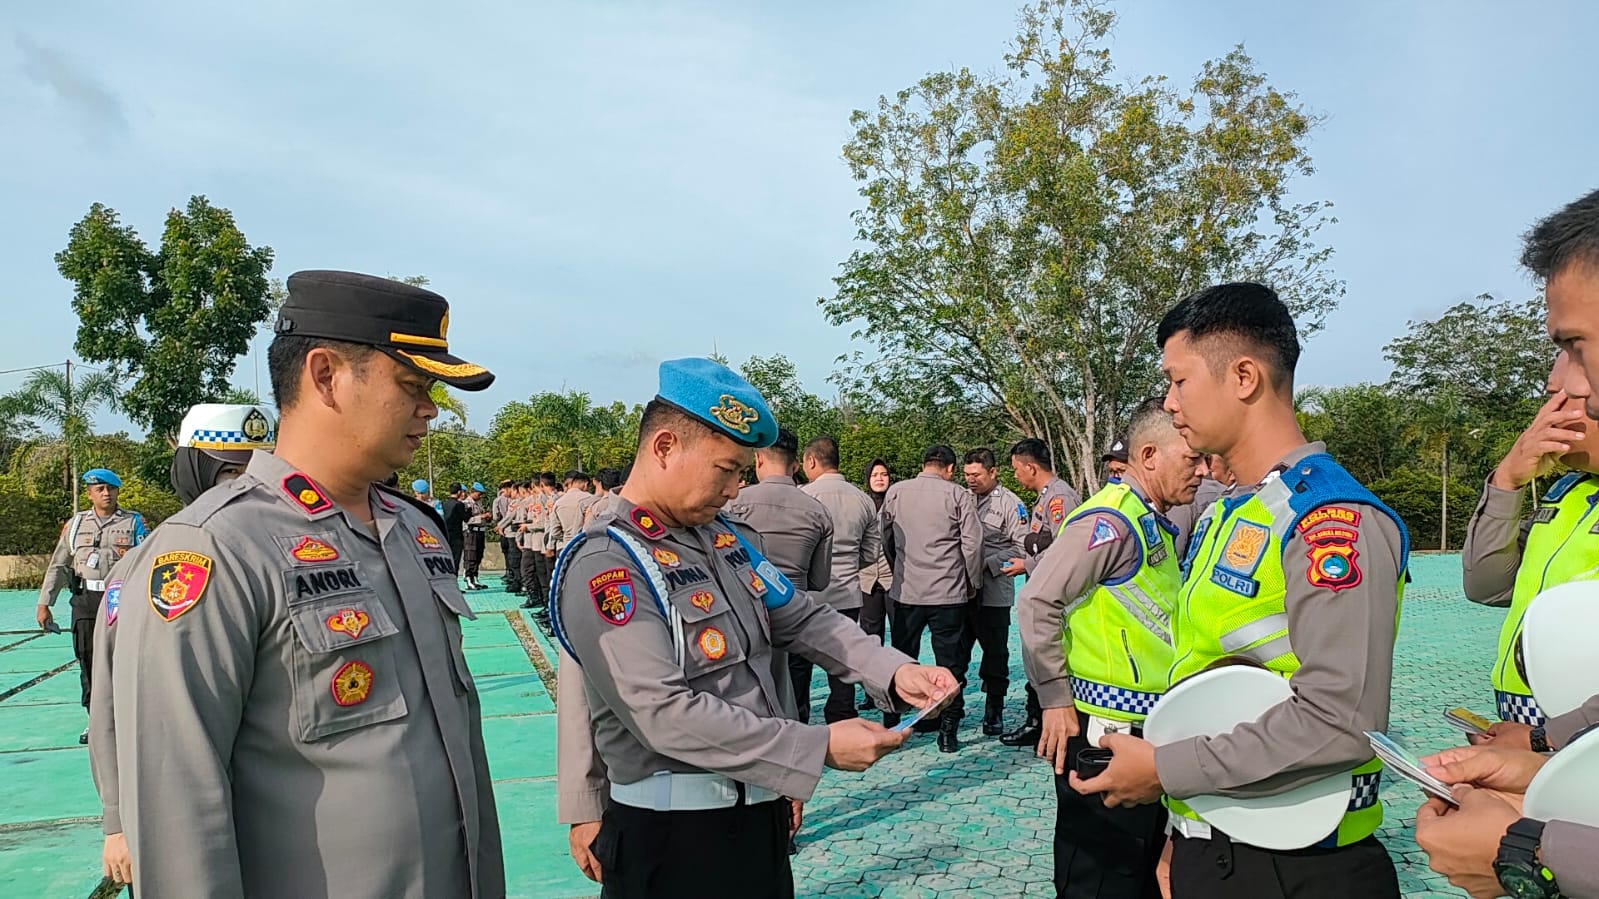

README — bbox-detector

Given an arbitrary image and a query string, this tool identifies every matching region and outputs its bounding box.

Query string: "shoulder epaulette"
[1541,472,1589,504]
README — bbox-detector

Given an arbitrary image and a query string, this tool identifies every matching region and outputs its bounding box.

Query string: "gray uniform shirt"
[1023,476,1082,574]
[881,471,983,607]
[39,508,147,605]
[974,483,1030,608]
[1460,478,1533,607]
[102,450,503,898]
[1545,820,1599,898]
[1546,692,1599,749]
[801,473,881,611]
[556,498,915,801]
[1017,483,1154,708]
[725,476,835,595]
[1154,442,1403,801]
[549,489,589,552]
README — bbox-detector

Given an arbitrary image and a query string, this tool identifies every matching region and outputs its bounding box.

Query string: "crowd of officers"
[28,187,1599,899]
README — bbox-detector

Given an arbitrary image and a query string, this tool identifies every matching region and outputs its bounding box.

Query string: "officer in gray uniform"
[550,469,593,552]
[551,358,955,897]
[961,447,1031,736]
[726,428,836,724]
[1002,437,1082,747]
[801,435,883,723]
[37,468,147,732]
[881,443,984,752]
[494,480,522,593]
[99,270,504,898]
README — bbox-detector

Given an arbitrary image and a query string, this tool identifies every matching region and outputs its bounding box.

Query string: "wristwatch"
[1495,818,1562,898]
[1529,726,1551,753]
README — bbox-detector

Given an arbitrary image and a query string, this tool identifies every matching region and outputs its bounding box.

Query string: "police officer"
[882,443,984,752]
[801,435,883,723]
[441,483,470,568]
[412,478,443,517]
[494,479,522,593]
[1101,439,1129,481]
[1461,351,1597,738]
[961,447,1030,736]
[519,478,546,608]
[463,482,491,590]
[726,428,836,724]
[37,467,147,740]
[550,469,592,551]
[91,401,278,887]
[1002,438,1083,747]
[551,358,954,897]
[1018,399,1204,898]
[101,270,503,897]
[1075,283,1407,898]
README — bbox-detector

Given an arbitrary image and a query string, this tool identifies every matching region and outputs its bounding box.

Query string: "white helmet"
[176,403,277,459]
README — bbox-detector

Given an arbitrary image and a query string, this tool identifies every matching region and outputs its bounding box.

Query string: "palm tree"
[429,383,467,427]
[3,367,122,509]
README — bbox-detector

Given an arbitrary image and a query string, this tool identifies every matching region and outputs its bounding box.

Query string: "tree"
[1296,384,1413,485]
[56,196,274,443]
[1,367,122,503]
[485,391,640,479]
[822,0,1340,494]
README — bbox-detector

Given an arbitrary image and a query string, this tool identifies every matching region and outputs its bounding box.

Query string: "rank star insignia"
[630,506,666,539]
[415,528,442,550]
[652,547,681,568]
[698,627,728,660]
[708,395,759,435]
[290,536,340,563]
[713,532,738,550]
[690,591,715,612]
[331,660,375,706]
[148,551,214,622]
[327,607,372,639]
[281,473,333,515]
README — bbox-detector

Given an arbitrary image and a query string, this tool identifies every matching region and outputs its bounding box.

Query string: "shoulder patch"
[1017,501,1029,522]
[149,551,213,621]
[1048,495,1067,525]
[630,506,666,539]
[104,580,122,626]
[1297,506,1361,533]
[1087,516,1121,549]
[1304,527,1362,592]
[589,568,636,625]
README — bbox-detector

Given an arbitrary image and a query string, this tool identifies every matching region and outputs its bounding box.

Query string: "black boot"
[937,714,960,753]
[882,711,901,730]
[912,713,942,734]
[982,696,1005,737]
[999,712,1042,748]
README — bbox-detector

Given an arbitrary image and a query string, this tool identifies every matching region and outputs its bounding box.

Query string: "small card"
[1367,731,1458,806]
[1443,707,1495,736]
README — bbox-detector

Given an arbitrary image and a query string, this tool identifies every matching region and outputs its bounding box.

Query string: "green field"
[0,555,1496,897]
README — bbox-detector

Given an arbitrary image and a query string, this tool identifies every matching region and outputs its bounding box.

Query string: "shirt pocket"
[675,595,747,687]
[430,577,478,696]
[284,587,409,742]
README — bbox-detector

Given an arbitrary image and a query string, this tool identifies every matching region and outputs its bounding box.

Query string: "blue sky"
[3,1,1595,437]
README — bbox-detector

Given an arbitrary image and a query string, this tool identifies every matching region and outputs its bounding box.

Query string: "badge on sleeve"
[590,568,636,625]
[149,551,214,622]
[331,660,375,706]
[1016,501,1029,523]
[1087,516,1121,549]
[104,580,122,626]
[697,627,728,660]
[1296,506,1361,533]
[1048,496,1066,526]
[1304,527,1362,592]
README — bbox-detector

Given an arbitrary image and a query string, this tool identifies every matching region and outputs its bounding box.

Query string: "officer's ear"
[1230,354,1269,402]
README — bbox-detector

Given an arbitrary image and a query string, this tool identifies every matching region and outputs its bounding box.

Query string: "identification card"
[1443,707,1494,736]
[1366,731,1458,806]
[85,552,99,571]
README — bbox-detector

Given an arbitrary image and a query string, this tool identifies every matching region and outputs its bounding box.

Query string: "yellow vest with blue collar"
[1165,453,1409,848]
[1055,481,1181,723]
[1492,472,1599,725]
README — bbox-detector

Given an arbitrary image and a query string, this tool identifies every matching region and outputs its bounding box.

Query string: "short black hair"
[267,335,376,410]
[923,444,957,467]
[1008,438,1053,472]
[803,435,840,470]
[595,467,623,491]
[759,427,799,468]
[498,479,514,490]
[448,483,465,495]
[563,469,589,485]
[1523,188,1599,282]
[539,472,558,488]
[1156,282,1300,388]
[637,398,713,449]
[518,479,532,489]
[963,447,997,469]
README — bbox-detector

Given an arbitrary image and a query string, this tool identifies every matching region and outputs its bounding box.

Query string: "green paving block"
[475,673,554,717]
[461,617,522,649]
[0,819,110,898]
[0,643,75,677]
[466,644,538,677]
[1,671,84,706]
[482,714,557,781]
[0,704,89,752]
[0,749,101,825]
[0,589,46,632]
[494,780,598,899]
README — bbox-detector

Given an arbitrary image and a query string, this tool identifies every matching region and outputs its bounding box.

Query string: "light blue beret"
[655,358,777,448]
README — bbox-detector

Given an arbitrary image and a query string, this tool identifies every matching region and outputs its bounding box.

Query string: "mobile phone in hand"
[1074,747,1113,782]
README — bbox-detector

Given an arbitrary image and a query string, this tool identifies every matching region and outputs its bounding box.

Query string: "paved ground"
[0,553,1500,897]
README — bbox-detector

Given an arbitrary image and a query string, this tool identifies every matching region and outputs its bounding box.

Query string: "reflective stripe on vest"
[1055,482,1181,723]
[1492,475,1599,726]
[1164,467,1406,848]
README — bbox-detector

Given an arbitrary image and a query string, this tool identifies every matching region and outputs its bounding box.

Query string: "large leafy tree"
[56,196,274,443]
[823,0,1340,493]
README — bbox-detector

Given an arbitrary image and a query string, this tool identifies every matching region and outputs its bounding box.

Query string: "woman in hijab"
[858,458,895,646]
[100,403,277,887]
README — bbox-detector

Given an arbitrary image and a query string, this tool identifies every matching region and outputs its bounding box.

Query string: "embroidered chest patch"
[690,591,715,612]
[290,536,340,563]
[331,660,374,706]
[327,608,372,639]
[1211,521,1270,597]
[697,627,728,660]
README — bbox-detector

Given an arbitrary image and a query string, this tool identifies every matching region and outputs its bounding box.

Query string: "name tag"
[1210,567,1259,597]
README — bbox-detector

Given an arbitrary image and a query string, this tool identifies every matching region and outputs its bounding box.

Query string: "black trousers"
[860,585,893,645]
[501,538,523,591]
[1022,682,1043,720]
[788,607,862,724]
[1054,711,1166,898]
[463,528,485,580]
[448,538,465,571]
[520,542,540,602]
[530,550,553,603]
[69,589,103,709]
[1169,832,1399,899]
[593,798,792,899]
[961,604,1011,699]
[891,603,971,719]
